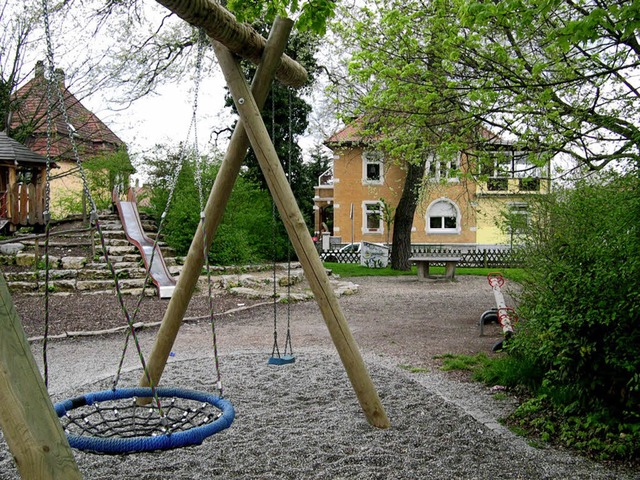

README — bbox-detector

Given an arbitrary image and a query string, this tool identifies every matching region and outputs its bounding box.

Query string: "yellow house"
[9,61,127,218]
[314,123,550,249]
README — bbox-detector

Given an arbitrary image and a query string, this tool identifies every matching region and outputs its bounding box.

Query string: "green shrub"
[487,172,640,461]
[146,153,291,265]
[512,174,640,417]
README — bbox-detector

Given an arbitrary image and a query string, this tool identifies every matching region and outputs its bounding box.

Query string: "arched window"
[426,199,460,234]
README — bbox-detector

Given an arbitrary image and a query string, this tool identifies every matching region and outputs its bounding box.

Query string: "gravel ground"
[1,275,638,479]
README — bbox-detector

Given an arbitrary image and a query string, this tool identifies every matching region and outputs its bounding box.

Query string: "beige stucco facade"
[315,142,550,248]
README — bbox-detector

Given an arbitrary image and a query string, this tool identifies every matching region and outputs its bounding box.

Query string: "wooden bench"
[409,256,462,281]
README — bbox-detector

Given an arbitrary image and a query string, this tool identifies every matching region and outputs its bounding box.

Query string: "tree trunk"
[391,159,427,270]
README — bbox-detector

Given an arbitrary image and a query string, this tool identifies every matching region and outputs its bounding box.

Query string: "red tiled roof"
[325,121,367,144]
[10,65,124,161]
[326,116,509,148]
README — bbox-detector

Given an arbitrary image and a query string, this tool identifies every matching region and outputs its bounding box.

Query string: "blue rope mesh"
[54,387,234,454]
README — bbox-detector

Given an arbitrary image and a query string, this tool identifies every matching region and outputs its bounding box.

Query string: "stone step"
[96,230,127,240]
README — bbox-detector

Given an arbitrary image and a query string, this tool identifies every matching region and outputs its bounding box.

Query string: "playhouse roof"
[0,131,54,167]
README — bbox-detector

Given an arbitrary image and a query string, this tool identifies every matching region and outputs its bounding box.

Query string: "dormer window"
[362,150,383,185]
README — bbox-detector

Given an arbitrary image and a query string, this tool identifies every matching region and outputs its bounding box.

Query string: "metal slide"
[112,188,176,299]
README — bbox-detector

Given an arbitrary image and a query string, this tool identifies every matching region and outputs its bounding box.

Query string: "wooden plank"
[28,183,36,225]
[0,273,82,479]
[154,0,307,88]
[140,17,296,394]
[19,185,28,225]
[215,42,390,429]
[10,182,18,224]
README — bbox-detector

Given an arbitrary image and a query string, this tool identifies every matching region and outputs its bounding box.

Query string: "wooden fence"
[0,183,46,227]
[320,246,522,268]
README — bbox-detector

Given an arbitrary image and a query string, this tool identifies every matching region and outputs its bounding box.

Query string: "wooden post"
[214,43,390,429]
[27,183,36,225]
[8,167,16,224]
[0,274,82,479]
[140,17,296,393]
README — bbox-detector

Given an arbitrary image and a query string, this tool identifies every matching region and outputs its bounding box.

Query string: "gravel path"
[1,275,638,479]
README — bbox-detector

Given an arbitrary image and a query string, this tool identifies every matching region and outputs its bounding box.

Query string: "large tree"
[327,0,640,268]
[329,1,475,269]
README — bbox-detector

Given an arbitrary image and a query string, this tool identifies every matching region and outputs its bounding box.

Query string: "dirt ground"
[3,275,639,479]
[12,274,509,369]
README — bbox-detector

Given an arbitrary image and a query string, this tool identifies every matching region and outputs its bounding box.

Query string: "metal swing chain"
[41,0,55,387]
[113,28,217,396]
[283,87,294,357]
[113,28,204,387]
[190,28,225,395]
[40,0,166,419]
[269,86,295,359]
[270,88,281,359]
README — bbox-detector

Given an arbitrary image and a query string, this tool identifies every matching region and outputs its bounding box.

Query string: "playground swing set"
[0,1,390,478]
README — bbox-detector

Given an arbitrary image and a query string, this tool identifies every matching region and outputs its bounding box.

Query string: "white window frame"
[362,150,384,185]
[481,150,541,179]
[426,198,461,235]
[362,200,384,234]
[507,202,530,234]
[425,152,461,182]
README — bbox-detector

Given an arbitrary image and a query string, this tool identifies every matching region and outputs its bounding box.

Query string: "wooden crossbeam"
[154,0,307,87]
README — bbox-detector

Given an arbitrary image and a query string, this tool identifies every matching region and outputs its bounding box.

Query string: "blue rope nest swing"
[53,387,235,454]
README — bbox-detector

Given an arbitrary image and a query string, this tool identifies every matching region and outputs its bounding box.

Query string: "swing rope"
[39,6,233,452]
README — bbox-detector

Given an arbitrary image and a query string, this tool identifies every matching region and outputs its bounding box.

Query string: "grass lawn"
[324,262,526,283]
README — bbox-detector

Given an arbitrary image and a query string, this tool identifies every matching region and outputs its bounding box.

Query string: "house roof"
[326,122,365,145]
[0,131,55,167]
[325,116,515,150]
[9,61,125,161]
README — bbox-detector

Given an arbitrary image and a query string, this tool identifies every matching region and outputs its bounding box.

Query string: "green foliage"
[323,262,417,277]
[225,22,325,232]
[435,353,490,372]
[83,148,135,210]
[507,396,640,461]
[475,172,640,461]
[145,146,290,265]
[226,0,336,35]
[325,262,526,280]
[398,364,429,374]
[512,174,640,414]
[334,0,640,175]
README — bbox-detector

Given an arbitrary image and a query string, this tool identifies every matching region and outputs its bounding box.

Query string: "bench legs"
[416,261,431,281]
[415,261,457,281]
[443,261,457,280]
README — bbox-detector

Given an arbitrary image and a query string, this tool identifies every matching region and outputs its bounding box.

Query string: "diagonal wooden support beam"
[213,42,391,429]
[140,17,294,395]
[0,274,82,479]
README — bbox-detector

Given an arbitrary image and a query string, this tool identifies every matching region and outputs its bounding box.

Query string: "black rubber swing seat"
[53,387,234,454]
[268,355,296,365]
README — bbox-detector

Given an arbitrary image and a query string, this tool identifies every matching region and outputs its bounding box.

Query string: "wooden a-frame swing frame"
[142,0,389,430]
[0,3,388,479]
